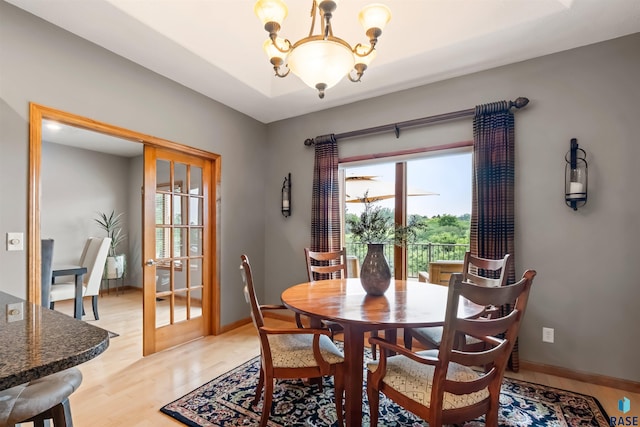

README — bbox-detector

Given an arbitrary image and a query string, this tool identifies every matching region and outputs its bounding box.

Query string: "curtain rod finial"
[512,97,529,109]
[304,138,315,146]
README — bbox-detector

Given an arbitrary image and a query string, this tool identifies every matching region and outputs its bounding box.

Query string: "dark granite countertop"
[0,291,109,390]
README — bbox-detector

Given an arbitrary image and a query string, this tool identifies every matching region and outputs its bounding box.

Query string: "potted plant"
[95,210,127,279]
[346,192,422,296]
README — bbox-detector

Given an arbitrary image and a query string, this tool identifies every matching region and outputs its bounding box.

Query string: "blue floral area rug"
[161,354,609,426]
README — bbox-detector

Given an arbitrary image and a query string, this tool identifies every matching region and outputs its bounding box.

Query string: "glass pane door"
[143,146,212,355]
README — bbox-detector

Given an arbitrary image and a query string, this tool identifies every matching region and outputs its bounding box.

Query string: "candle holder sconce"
[565,138,588,211]
[281,173,291,218]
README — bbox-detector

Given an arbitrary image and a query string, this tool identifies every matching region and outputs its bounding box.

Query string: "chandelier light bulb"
[254,0,288,27]
[263,38,288,62]
[359,3,392,35]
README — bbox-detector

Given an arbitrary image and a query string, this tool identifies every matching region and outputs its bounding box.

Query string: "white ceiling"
[9,0,640,124]
[42,119,143,157]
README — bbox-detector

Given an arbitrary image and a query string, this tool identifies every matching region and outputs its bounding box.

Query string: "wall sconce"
[281,173,291,217]
[565,138,588,211]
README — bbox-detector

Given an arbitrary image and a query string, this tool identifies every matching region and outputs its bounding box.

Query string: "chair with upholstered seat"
[240,254,345,427]
[404,252,512,351]
[0,367,83,427]
[295,248,348,336]
[301,247,383,358]
[50,237,111,320]
[367,270,536,427]
[41,239,55,309]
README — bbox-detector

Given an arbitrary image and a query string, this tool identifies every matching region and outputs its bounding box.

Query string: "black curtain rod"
[304,97,529,146]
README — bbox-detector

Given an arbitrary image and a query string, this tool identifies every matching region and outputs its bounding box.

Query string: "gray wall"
[264,34,640,382]
[0,1,267,326]
[1,0,638,383]
[41,141,132,267]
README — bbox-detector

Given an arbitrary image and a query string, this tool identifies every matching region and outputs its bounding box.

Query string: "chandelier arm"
[347,72,361,83]
[353,42,377,57]
[269,35,293,53]
[274,66,290,78]
[309,0,317,37]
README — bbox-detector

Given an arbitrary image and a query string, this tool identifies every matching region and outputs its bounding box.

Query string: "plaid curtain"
[311,135,341,252]
[470,101,520,370]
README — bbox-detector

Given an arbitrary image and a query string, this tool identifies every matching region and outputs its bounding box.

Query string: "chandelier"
[255,0,391,99]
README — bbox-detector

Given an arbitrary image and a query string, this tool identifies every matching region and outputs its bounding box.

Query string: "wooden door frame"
[27,103,221,338]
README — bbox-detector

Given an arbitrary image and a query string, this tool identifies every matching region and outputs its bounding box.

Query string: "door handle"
[145,259,157,266]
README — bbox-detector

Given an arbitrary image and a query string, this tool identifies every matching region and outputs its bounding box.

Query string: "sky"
[342,151,472,218]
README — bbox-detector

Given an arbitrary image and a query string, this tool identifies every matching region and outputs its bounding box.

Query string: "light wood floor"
[29,290,637,426]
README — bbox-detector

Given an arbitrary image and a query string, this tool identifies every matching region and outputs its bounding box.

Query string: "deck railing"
[346,242,469,278]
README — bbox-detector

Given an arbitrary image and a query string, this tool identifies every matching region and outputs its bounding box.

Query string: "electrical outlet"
[542,327,554,343]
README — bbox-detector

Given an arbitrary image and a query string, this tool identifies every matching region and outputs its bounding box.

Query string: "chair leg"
[259,378,274,427]
[485,394,500,427]
[334,366,344,427]
[252,367,264,407]
[51,399,74,427]
[92,295,100,320]
[367,374,380,427]
[21,399,73,427]
[370,330,378,360]
[403,328,413,350]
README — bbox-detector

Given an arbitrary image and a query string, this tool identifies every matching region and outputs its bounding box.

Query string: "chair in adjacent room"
[0,367,83,427]
[240,254,345,427]
[404,252,512,351]
[50,237,111,320]
[40,239,55,309]
[367,270,536,427]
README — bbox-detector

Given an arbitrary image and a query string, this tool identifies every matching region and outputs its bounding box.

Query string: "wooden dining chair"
[300,248,383,359]
[240,254,345,427]
[404,252,512,351]
[367,270,536,427]
[295,248,347,336]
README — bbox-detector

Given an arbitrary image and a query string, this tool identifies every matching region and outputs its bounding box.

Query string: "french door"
[142,146,214,355]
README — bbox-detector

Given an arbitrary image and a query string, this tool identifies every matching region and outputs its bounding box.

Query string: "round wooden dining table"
[281,278,484,427]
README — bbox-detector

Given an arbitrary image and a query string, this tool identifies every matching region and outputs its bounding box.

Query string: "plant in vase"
[95,210,127,280]
[346,192,422,296]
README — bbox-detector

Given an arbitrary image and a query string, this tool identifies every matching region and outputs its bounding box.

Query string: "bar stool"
[0,367,82,427]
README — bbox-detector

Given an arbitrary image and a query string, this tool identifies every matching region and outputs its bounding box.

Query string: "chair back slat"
[458,278,527,308]
[444,368,496,395]
[305,248,347,281]
[463,252,512,287]
[457,310,519,338]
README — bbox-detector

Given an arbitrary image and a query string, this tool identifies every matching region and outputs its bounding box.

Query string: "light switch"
[6,232,24,251]
[7,302,24,322]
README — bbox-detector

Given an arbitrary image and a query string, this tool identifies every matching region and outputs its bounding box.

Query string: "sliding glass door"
[342,149,472,280]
